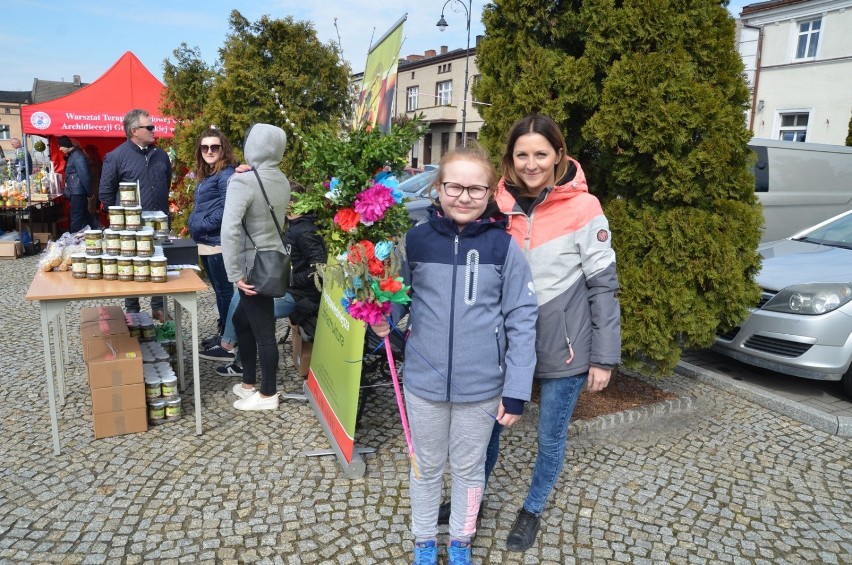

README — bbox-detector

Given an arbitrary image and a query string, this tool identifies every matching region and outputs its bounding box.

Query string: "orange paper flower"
[334,208,360,231]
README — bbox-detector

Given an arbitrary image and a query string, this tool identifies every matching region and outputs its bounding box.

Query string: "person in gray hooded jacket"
[221,124,290,411]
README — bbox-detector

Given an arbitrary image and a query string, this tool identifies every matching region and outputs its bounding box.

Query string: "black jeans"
[233,289,278,396]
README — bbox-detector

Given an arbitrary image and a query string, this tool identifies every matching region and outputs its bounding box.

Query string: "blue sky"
[2,1,751,92]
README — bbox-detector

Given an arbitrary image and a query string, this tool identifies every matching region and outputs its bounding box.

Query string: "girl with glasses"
[370,145,538,565]
[188,127,238,341]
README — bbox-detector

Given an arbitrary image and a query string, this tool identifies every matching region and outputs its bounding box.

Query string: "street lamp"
[436,0,472,147]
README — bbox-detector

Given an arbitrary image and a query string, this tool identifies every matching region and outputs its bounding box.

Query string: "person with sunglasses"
[99,108,172,320]
[188,127,238,343]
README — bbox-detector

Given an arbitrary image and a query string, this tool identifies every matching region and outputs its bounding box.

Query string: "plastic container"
[71,253,87,279]
[101,255,118,280]
[149,256,168,283]
[164,397,182,420]
[132,256,150,283]
[108,206,125,230]
[119,182,138,207]
[84,229,103,256]
[85,256,102,280]
[160,374,178,400]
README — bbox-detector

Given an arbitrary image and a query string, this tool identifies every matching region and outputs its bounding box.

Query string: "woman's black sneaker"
[216,362,243,377]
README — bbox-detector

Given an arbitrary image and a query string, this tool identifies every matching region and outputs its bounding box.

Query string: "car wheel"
[842,365,852,399]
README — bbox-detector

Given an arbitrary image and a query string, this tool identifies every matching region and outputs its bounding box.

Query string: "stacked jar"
[108,206,125,230]
[144,361,181,425]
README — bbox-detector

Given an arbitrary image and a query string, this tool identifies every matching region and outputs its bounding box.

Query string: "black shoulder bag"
[243,170,291,297]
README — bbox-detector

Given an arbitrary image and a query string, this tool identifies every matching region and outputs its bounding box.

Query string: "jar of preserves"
[135,229,154,257]
[133,256,150,283]
[103,229,121,256]
[84,229,103,256]
[119,231,136,257]
[119,182,138,206]
[149,256,168,283]
[144,375,161,399]
[124,206,142,231]
[71,253,87,279]
[147,398,166,424]
[164,397,182,420]
[85,256,102,280]
[108,206,125,229]
[160,374,178,400]
[117,257,134,282]
[101,255,118,280]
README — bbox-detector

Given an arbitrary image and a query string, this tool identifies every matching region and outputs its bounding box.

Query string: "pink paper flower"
[347,299,392,325]
[354,184,396,224]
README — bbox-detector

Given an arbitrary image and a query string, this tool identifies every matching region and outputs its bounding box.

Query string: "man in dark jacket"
[58,136,93,232]
[99,109,172,319]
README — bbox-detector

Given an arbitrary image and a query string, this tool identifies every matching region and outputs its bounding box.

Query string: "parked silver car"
[400,167,438,224]
[714,210,852,396]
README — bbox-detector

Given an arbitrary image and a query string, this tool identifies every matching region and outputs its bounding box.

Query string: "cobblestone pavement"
[1,253,851,564]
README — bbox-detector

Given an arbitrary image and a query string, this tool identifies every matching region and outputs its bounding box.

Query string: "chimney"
[73,75,81,86]
[475,35,484,48]
[425,49,437,58]
[407,54,424,61]
[440,46,448,55]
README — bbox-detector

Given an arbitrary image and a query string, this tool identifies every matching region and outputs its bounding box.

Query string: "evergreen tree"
[846,109,852,146]
[162,11,351,180]
[475,0,763,374]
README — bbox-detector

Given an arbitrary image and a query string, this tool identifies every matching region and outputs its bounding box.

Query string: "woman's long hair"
[193,127,238,180]
[500,114,568,195]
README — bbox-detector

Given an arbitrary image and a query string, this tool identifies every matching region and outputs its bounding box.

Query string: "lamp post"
[436,0,472,147]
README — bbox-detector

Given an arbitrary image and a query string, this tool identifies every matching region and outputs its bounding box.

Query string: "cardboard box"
[80,305,126,324]
[93,407,148,439]
[85,336,142,389]
[0,241,22,259]
[32,231,55,246]
[91,383,146,414]
[80,318,129,342]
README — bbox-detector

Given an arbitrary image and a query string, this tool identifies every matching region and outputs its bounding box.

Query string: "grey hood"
[244,123,287,170]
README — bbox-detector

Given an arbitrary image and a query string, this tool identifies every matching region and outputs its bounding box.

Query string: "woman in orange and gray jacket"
[486,113,621,552]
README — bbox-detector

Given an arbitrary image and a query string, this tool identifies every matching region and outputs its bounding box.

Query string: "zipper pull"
[565,337,575,365]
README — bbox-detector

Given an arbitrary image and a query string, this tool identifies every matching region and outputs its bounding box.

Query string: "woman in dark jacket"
[188,127,238,336]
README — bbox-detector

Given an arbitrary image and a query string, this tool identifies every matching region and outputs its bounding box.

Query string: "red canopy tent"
[21,51,174,175]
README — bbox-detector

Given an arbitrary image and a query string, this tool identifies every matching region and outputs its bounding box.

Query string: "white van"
[750,138,852,242]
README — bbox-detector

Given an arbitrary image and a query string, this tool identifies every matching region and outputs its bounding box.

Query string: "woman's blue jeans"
[200,253,234,332]
[484,373,588,515]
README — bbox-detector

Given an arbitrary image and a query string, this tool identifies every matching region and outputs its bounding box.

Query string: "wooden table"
[25,269,208,454]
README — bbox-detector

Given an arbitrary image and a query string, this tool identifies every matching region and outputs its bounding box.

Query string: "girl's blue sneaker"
[447,539,472,564]
[412,540,438,565]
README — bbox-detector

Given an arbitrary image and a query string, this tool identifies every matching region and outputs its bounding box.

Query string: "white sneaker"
[233,391,279,411]
[232,383,256,399]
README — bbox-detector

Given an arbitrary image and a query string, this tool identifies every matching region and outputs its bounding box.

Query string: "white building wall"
[739,0,852,145]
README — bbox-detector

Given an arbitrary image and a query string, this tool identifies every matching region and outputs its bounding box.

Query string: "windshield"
[794,212,852,248]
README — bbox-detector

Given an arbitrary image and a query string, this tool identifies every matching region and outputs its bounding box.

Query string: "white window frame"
[0,124,10,140]
[436,80,453,106]
[407,86,419,112]
[792,17,821,61]
[775,109,811,142]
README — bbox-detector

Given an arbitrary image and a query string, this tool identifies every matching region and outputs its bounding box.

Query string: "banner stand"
[301,381,369,479]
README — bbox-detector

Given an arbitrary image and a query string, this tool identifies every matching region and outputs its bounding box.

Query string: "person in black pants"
[221,123,290,411]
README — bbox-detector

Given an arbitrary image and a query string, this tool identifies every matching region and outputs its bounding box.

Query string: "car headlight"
[763,283,852,315]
